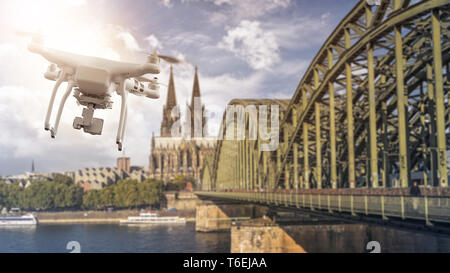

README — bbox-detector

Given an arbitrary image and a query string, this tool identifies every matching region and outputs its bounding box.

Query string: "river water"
[0,222,230,253]
[0,222,449,253]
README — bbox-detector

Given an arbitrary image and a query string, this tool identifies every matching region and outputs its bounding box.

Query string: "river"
[0,222,449,253]
[0,222,229,253]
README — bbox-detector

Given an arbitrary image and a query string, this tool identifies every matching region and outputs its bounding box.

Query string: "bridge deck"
[196,191,450,225]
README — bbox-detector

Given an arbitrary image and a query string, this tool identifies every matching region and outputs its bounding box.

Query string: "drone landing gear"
[45,72,67,132]
[50,81,75,138]
[73,104,104,136]
[116,81,128,151]
[116,106,127,152]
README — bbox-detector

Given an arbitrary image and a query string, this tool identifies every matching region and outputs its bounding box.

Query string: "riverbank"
[36,209,196,224]
[38,218,196,224]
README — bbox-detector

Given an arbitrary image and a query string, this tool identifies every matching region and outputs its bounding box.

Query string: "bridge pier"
[231,218,307,253]
[195,202,268,232]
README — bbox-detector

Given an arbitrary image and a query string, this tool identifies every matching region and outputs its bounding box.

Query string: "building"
[149,66,216,183]
[3,172,52,188]
[117,157,131,173]
[67,159,149,192]
[70,166,148,192]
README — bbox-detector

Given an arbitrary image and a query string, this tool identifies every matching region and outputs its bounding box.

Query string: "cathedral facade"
[148,66,216,184]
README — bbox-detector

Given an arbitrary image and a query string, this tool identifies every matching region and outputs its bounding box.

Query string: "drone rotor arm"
[158,55,183,64]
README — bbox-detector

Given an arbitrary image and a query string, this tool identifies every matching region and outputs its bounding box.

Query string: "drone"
[21,32,181,151]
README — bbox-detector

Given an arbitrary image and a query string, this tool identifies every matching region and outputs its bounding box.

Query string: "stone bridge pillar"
[195,203,267,232]
[231,218,306,253]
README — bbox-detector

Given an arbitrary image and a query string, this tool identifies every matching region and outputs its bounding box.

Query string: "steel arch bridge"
[198,0,450,223]
[203,0,450,191]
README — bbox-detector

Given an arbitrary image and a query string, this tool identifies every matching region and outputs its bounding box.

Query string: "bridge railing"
[195,191,450,225]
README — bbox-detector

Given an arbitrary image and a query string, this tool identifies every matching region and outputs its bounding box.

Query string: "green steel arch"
[211,0,450,192]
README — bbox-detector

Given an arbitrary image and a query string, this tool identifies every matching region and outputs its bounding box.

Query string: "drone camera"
[73,117,104,135]
[73,107,104,135]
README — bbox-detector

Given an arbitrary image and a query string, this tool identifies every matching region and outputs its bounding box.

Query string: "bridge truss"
[205,0,450,195]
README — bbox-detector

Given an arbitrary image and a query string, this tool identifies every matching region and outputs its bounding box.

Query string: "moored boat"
[120,212,186,224]
[0,213,38,226]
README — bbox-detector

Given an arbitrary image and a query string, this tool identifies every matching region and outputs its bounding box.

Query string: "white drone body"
[28,37,163,151]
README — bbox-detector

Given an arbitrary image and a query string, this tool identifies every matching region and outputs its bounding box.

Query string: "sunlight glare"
[5,0,121,61]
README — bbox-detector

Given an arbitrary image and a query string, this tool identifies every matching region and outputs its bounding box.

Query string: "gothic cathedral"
[149,66,216,184]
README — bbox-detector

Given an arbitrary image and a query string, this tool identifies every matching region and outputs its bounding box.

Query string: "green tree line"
[0,174,164,211]
[82,178,164,209]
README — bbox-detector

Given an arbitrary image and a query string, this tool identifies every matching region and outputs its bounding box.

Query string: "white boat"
[0,213,38,226]
[120,212,186,224]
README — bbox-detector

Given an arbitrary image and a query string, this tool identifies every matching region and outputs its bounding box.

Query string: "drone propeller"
[157,54,184,64]
[13,29,46,38]
[139,50,184,64]
[12,29,46,45]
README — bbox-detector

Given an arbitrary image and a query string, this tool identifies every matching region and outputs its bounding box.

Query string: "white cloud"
[277,59,310,78]
[0,44,15,57]
[161,0,174,8]
[116,31,142,52]
[209,12,229,26]
[62,0,87,5]
[165,32,212,48]
[268,13,334,50]
[145,35,163,50]
[182,0,291,19]
[211,0,291,18]
[219,20,280,70]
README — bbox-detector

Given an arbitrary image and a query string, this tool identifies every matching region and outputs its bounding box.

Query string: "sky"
[0,0,358,176]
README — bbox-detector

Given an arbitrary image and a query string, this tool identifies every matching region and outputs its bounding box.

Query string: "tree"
[173,175,187,190]
[138,179,163,206]
[53,183,67,209]
[101,186,114,207]
[6,183,23,208]
[82,190,102,209]
[0,181,6,207]
[148,179,164,205]
[0,175,165,211]
[113,180,127,208]
[26,181,55,210]
[168,175,195,191]
[65,185,83,209]
[52,174,73,186]
[124,179,139,208]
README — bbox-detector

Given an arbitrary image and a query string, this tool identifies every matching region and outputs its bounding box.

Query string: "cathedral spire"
[166,66,177,108]
[191,66,201,106]
[161,66,180,137]
[187,66,207,138]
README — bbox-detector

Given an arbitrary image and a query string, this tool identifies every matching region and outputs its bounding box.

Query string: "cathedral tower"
[186,66,207,138]
[160,66,180,137]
